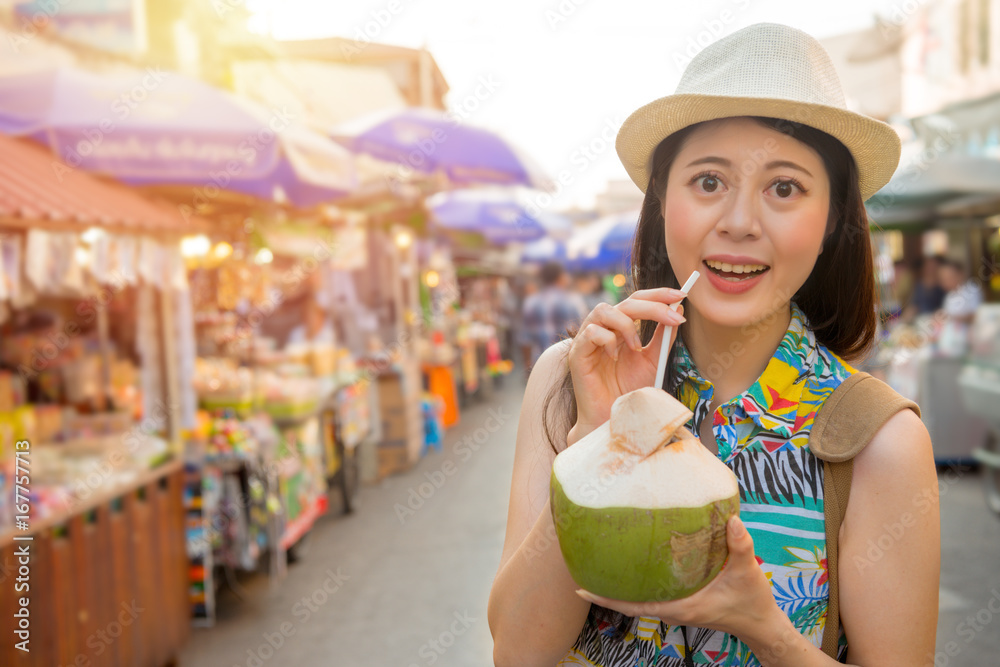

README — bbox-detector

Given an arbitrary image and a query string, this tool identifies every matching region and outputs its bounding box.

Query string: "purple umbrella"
[332,107,552,190]
[0,67,356,207]
[425,187,570,244]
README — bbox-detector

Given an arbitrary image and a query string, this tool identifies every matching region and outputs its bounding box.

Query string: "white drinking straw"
[653,271,700,390]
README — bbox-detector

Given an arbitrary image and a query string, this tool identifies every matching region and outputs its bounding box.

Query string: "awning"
[866,150,1000,227]
[0,134,208,235]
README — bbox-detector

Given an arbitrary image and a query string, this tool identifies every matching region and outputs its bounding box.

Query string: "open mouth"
[703,259,770,282]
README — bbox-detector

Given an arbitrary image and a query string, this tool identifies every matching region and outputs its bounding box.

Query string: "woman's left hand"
[576,516,780,640]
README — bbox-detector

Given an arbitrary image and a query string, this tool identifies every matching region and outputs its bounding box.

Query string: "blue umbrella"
[332,107,552,190]
[521,237,567,264]
[0,67,356,207]
[425,187,570,244]
[566,210,640,272]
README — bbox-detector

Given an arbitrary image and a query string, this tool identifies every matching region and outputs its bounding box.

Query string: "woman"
[488,23,939,667]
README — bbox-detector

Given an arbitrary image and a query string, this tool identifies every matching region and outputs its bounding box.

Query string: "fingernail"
[576,589,596,602]
[730,516,745,537]
[633,334,642,350]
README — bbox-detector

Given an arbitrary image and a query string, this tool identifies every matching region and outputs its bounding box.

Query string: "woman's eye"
[697,175,721,193]
[770,179,803,198]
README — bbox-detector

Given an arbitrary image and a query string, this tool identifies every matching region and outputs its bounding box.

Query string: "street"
[179,374,1000,667]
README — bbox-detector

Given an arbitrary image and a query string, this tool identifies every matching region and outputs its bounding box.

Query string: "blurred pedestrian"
[936,258,983,356]
[521,262,587,369]
[901,255,945,322]
[516,278,538,375]
[890,259,914,319]
[576,272,617,311]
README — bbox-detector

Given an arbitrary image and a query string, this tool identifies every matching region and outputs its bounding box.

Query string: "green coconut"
[551,387,740,602]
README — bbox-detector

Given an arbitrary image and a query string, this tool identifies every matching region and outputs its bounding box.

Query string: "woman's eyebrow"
[683,156,813,178]
[764,160,813,177]
[684,156,731,168]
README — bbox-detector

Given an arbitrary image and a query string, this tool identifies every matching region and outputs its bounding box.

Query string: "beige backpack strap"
[810,372,920,659]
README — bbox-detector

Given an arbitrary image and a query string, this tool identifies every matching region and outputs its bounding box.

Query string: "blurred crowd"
[895,255,982,323]
[497,262,619,374]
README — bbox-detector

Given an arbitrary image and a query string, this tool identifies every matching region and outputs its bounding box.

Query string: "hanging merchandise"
[25,230,89,296]
[117,235,139,285]
[138,282,167,432]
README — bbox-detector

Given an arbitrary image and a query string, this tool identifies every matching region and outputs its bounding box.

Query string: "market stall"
[0,135,203,666]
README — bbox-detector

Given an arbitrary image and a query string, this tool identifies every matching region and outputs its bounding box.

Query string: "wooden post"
[157,288,181,448]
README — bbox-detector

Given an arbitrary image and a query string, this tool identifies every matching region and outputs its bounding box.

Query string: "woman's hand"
[567,287,687,444]
[575,517,782,641]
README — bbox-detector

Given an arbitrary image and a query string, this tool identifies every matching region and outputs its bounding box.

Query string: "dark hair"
[539,115,877,639]
[539,261,564,287]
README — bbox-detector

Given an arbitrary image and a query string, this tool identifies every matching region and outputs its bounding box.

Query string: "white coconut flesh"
[553,387,738,509]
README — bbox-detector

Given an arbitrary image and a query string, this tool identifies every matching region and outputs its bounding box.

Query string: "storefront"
[0,135,204,666]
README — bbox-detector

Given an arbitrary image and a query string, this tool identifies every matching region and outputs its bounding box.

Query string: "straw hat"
[616,23,900,201]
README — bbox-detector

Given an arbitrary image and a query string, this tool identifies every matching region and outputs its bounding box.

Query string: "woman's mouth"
[702,259,770,294]
[703,259,770,282]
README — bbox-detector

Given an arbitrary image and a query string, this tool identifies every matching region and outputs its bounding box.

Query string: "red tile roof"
[0,135,208,235]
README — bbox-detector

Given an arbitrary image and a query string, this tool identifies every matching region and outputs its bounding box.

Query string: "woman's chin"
[690,297,791,333]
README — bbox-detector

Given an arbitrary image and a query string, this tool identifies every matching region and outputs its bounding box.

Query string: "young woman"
[488,23,940,667]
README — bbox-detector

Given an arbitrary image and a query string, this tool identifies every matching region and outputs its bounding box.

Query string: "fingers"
[628,286,688,304]
[616,299,686,331]
[726,516,754,558]
[571,321,622,362]
[579,303,645,353]
[570,291,688,367]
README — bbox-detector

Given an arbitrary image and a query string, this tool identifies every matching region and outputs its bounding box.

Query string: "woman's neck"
[679,304,792,405]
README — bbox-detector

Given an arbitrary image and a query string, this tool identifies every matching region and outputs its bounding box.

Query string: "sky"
[248,0,905,211]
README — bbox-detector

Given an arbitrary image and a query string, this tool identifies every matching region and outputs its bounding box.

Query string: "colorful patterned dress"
[559,302,853,666]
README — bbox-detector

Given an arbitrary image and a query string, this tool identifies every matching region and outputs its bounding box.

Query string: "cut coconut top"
[610,387,693,458]
[553,389,738,509]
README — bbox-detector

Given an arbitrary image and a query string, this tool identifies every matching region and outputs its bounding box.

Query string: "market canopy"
[0,134,208,235]
[332,107,553,191]
[425,187,570,244]
[520,236,568,264]
[867,150,1000,226]
[566,210,639,272]
[0,67,357,208]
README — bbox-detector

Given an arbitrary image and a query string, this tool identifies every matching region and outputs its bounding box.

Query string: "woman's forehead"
[675,117,823,167]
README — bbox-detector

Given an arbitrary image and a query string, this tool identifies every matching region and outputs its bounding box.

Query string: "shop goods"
[550,387,740,602]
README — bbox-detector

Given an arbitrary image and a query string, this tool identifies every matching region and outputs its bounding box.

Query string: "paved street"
[179,375,523,667]
[179,373,1000,667]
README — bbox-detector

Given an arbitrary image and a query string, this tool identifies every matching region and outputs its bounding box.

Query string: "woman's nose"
[715,188,762,240]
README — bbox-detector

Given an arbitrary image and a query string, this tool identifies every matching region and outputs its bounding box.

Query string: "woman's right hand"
[566,287,687,444]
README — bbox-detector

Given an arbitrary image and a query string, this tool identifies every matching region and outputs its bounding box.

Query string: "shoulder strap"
[810,372,920,659]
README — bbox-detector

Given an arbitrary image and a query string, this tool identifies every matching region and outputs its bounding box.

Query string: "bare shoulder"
[853,406,934,481]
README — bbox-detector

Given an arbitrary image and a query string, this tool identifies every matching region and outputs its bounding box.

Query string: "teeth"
[705,259,768,274]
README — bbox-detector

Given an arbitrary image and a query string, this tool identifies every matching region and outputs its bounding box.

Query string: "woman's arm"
[742,407,940,666]
[837,407,940,665]
[488,341,591,667]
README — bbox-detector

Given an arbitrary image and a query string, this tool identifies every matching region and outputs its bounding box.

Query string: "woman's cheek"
[663,199,703,275]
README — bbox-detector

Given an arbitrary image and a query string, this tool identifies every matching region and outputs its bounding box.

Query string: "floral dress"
[560,302,852,666]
